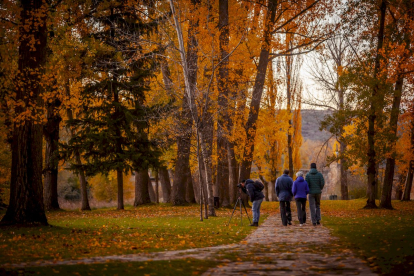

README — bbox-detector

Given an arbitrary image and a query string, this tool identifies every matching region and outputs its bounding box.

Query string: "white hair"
[296,171,304,177]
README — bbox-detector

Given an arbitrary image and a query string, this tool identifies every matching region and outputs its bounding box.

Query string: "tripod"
[226,189,251,226]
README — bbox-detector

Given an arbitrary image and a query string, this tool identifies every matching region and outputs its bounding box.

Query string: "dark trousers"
[279,201,292,226]
[295,198,307,224]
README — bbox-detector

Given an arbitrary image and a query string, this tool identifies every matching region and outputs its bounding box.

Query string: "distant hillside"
[301,109,332,141]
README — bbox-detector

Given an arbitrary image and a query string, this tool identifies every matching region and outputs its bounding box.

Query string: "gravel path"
[3,213,377,275]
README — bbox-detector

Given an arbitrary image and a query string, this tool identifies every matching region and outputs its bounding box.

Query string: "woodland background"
[0,0,413,225]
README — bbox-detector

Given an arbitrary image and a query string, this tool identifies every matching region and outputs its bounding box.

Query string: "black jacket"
[243,179,265,202]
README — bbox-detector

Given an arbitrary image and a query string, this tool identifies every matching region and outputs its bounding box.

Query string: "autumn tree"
[238,0,338,182]
[307,36,353,200]
[62,1,160,210]
[1,0,49,225]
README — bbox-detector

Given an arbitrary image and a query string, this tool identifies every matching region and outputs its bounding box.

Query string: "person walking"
[240,179,265,227]
[305,163,325,226]
[275,169,293,226]
[292,171,309,226]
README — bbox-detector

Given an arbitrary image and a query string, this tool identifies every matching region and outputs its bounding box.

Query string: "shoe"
[317,221,320,225]
[313,223,316,226]
[300,224,303,227]
[250,222,258,227]
[288,221,292,225]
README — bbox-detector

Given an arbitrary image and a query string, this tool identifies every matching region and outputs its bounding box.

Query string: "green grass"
[323,199,414,275]
[0,204,267,265]
[0,258,218,276]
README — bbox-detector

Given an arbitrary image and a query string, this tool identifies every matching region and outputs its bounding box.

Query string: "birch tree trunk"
[171,0,198,206]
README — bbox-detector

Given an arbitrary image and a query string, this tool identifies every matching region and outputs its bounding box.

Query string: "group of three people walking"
[276,163,325,226]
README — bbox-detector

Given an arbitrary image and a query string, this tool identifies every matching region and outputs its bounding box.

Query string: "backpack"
[253,180,265,191]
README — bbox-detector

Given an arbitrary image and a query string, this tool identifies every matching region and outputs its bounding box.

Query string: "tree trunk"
[148,174,156,203]
[395,174,404,200]
[270,176,278,201]
[159,166,171,203]
[65,81,90,211]
[402,112,414,201]
[155,170,159,204]
[1,0,48,225]
[259,174,269,201]
[134,169,151,205]
[171,0,199,206]
[200,118,216,216]
[285,48,294,178]
[380,76,403,209]
[117,169,124,210]
[43,99,61,211]
[186,170,196,203]
[197,143,209,218]
[113,86,124,210]
[364,0,386,209]
[402,162,414,201]
[239,1,277,181]
[216,0,230,208]
[228,141,239,204]
[340,141,348,200]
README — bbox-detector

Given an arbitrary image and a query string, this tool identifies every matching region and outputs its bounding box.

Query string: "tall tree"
[365,0,387,209]
[380,0,414,209]
[171,0,199,206]
[215,0,230,207]
[1,0,48,225]
[63,2,159,210]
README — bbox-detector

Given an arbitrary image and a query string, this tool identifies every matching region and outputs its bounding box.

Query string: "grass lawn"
[0,258,218,276]
[323,199,414,275]
[0,204,269,265]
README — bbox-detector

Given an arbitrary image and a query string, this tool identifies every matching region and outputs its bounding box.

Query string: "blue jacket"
[275,174,293,201]
[244,179,265,202]
[292,176,309,199]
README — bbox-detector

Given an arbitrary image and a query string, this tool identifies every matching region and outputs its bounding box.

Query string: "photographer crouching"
[239,179,265,227]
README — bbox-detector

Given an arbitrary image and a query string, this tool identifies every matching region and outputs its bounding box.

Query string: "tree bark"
[117,169,124,210]
[239,1,277,181]
[186,171,196,203]
[43,98,61,211]
[402,162,414,201]
[159,166,171,203]
[155,170,159,204]
[171,0,198,206]
[402,112,414,201]
[113,86,124,210]
[134,169,151,205]
[1,0,48,225]
[65,81,91,211]
[148,174,156,203]
[380,76,403,209]
[259,174,270,201]
[216,0,230,208]
[364,0,386,209]
[228,141,239,204]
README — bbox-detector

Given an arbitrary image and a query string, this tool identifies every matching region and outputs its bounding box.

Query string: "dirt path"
[3,214,376,275]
